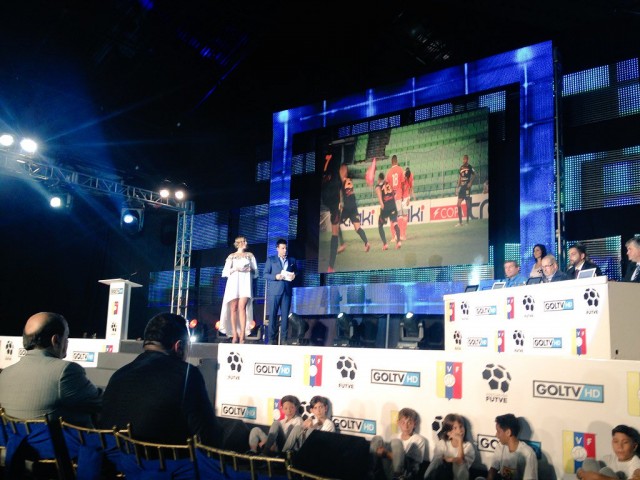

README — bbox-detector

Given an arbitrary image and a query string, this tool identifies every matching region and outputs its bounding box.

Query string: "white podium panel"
[99,278,142,351]
[215,343,640,479]
[0,337,109,369]
[444,277,640,360]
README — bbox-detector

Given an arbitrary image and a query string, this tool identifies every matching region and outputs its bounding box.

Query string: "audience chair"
[0,408,74,480]
[114,430,196,480]
[59,417,126,479]
[193,436,287,479]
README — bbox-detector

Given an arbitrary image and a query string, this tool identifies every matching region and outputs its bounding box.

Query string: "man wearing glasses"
[541,255,569,283]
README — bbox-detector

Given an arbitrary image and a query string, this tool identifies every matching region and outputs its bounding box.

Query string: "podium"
[99,278,142,352]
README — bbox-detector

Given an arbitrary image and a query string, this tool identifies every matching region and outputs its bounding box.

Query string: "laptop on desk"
[577,268,596,279]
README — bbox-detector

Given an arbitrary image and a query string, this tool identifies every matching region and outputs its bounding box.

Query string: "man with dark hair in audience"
[566,243,602,279]
[480,413,538,480]
[0,312,102,427]
[100,312,222,446]
[623,236,640,283]
[504,260,527,287]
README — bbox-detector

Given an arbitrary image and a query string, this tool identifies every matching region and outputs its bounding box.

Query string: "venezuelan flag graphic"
[563,431,595,473]
[496,330,505,353]
[506,297,515,319]
[304,355,323,387]
[447,302,455,322]
[627,372,640,416]
[436,361,462,399]
[572,328,587,355]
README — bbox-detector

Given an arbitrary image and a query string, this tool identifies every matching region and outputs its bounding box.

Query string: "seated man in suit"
[541,254,569,283]
[623,236,640,283]
[99,313,222,447]
[0,312,102,427]
[566,243,602,279]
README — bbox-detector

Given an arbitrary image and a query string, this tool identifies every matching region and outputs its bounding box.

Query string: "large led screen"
[317,108,489,273]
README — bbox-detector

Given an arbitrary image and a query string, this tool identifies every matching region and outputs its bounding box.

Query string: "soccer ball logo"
[512,330,524,347]
[431,415,444,435]
[110,322,118,333]
[336,356,357,380]
[227,352,243,373]
[583,288,599,308]
[299,401,315,422]
[461,302,469,316]
[453,331,462,345]
[5,341,13,356]
[522,295,535,312]
[482,363,511,393]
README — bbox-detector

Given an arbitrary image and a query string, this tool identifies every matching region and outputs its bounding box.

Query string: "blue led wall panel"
[269,42,554,314]
[148,269,196,308]
[565,147,640,210]
[191,211,229,250]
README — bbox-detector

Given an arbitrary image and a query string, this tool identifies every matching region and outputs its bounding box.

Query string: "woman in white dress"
[220,236,258,343]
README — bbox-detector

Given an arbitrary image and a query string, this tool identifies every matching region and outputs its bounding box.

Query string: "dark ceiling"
[2,0,639,205]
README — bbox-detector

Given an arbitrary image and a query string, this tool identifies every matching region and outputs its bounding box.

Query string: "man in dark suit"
[0,312,102,427]
[264,238,297,344]
[566,243,602,279]
[623,236,640,282]
[541,254,569,283]
[100,313,222,446]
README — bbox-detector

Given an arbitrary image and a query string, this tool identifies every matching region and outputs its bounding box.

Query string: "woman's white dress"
[219,253,258,336]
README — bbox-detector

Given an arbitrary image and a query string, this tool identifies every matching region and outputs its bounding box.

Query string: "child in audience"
[248,394,302,455]
[370,407,427,479]
[577,425,640,480]
[477,413,537,480]
[425,413,475,479]
[282,395,335,452]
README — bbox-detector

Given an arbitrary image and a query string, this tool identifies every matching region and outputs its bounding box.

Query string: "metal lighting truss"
[0,152,194,318]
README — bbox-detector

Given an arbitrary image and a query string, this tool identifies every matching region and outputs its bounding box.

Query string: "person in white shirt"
[425,413,475,479]
[577,425,640,480]
[282,395,335,452]
[370,407,427,479]
[248,394,302,455]
[477,413,537,480]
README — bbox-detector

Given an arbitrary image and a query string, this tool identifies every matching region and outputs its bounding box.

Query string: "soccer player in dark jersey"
[455,154,476,227]
[337,164,370,254]
[376,172,401,250]
[321,151,342,272]
[386,155,406,242]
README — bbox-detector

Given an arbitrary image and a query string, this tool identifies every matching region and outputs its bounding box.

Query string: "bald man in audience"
[0,312,102,427]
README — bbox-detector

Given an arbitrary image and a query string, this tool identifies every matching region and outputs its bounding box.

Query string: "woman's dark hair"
[533,244,547,259]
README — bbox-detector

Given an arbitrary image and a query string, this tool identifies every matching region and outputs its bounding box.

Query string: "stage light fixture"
[333,312,354,347]
[159,179,171,199]
[287,313,309,345]
[19,138,38,154]
[120,203,144,234]
[174,183,187,201]
[48,191,72,210]
[397,312,424,350]
[0,134,14,147]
